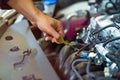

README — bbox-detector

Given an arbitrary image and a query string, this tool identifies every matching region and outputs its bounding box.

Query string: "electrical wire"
[105,0,120,14]
[90,18,120,44]
[103,37,120,47]
[113,48,120,68]
[71,59,88,80]
[108,0,117,10]
[76,43,90,56]
[86,58,95,78]
[92,24,120,35]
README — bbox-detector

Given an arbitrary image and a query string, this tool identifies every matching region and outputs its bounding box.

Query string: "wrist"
[29,9,44,27]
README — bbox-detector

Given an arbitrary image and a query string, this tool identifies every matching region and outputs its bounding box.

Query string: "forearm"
[7,0,42,23]
[7,0,64,41]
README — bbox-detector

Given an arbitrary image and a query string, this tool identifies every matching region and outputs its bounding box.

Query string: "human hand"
[7,0,64,42]
[32,13,64,42]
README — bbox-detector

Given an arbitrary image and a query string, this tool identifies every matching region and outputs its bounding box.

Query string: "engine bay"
[0,0,120,80]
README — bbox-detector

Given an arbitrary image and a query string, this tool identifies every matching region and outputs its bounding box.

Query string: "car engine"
[53,0,120,80]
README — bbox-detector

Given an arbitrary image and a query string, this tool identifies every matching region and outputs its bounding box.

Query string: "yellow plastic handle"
[54,38,71,46]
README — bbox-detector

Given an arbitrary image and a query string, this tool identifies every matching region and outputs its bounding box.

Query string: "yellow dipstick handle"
[54,37,71,46]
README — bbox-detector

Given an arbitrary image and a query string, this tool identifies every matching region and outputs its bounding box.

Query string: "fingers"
[41,16,64,42]
[52,21,64,38]
[47,26,60,39]
[57,21,64,37]
[43,32,52,40]
[43,32,55,42]
[43,22,63,39]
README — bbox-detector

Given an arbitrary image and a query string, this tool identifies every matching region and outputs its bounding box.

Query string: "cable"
[86,58,95,78]
[90,17,120,44]
[92,24,120,35]
[109,0,117,10]
[103,37,120,47]
[105,0,120,14]
[76,43,90,56]
[114,48,120,68]
[71,59,88,80]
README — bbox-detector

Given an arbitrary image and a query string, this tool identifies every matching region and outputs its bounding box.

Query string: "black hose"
[105,0,120,14]
[92,24,119,35]
[86,58,95,78]
[71,59,88,80]
[103,37,120,47]
[109,0,118,10]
